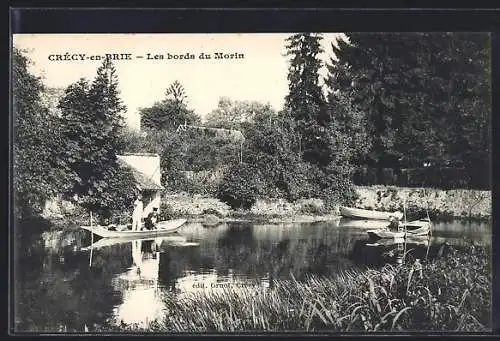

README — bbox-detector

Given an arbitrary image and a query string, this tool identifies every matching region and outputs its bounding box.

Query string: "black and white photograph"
[11,31,492,333]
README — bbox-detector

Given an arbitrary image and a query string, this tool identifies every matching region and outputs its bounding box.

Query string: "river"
[12,218,491,333]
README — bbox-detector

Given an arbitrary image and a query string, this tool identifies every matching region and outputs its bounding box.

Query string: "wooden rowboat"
[367,224,430,240]
[80,219,187,238]
[340,206,403,221]
[340,217,431,230]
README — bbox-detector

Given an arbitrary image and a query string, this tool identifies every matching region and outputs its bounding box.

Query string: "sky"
[13,33,344,130]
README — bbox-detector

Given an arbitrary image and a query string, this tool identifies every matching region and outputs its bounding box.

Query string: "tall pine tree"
[284,33,330,166]
[284,33,357,205]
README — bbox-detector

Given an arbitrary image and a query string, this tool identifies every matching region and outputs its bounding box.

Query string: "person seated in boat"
[144,207,159,230]
[131,194,144,231]
[387,216,400,231]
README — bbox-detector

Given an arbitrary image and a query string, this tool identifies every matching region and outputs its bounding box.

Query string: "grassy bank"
[161,195,338,224]
[101,244,490,333]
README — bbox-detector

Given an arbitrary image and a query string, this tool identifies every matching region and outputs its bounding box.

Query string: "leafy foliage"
[241,112,314,201]
[57,59,131,218]
[282,33,357,206]
[325,76,372,165]
[140,81,200,131]
[216,163,263,210]
[95,166,137,221]
[12,48,68,218]
[122,126,240,195]
[329,33,491,186]
[205,97,275,130]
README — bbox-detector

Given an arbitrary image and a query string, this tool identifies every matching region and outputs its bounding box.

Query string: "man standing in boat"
[131,193,144,231]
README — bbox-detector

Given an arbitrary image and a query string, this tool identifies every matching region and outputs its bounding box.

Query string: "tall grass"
[135,244,490,333]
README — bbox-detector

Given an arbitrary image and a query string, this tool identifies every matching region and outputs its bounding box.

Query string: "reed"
[105,244,491,333]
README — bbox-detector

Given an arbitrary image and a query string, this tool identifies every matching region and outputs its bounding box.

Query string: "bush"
[158,202,179,220]
[216,163,262,210]
[315,163,358,209]
[202,208,224,218]
[299,199,326,215]
[279,161,320,201]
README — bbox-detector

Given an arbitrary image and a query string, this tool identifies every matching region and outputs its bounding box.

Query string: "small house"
[117,153,163,217]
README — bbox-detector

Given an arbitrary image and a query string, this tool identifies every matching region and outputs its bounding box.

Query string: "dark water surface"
[13,218,491,332]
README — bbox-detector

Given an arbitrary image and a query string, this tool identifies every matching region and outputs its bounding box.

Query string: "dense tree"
[58,59,135,218]
[12,48,67,218]
[240,113,315,200]
[140,81,200,131]
[205,97,275,131]
[216,162,263,210]
[324,88,372,165]
[329,33,491,188]
[282,33,357,205]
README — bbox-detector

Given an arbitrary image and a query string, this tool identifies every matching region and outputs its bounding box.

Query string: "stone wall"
[354,185,491,219]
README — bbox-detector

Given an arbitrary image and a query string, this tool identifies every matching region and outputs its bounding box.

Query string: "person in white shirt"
[131,194,144,231]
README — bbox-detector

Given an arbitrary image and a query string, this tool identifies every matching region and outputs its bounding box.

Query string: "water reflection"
[14,218,491,332]
[111,239,163,326]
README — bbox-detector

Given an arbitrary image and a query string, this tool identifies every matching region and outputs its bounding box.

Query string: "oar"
[421,187,433,261]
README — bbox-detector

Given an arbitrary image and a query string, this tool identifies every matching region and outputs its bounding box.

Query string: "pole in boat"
[89,211,94,267]
[425,209,432,261]
[402,200,407,264]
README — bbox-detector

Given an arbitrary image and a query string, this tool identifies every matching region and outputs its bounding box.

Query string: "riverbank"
[162,185,491,224]
[97,243,491,333]
[162,194,339,225]
[40,185,491,230]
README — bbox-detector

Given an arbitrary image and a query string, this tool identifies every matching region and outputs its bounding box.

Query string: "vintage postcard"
[11,31,492,334]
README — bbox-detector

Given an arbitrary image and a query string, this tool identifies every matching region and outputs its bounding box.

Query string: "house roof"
[176,124,245,142]
[117,158,164,190]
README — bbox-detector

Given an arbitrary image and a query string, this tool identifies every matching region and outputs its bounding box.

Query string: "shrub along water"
[113,244,489,333]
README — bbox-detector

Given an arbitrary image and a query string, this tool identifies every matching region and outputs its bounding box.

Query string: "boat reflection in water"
[350,233,468,267]
[93,236,199,327]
